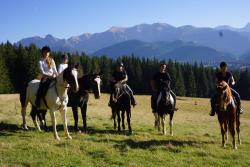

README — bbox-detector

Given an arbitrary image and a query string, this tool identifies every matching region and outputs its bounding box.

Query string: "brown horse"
[215,81,241,149]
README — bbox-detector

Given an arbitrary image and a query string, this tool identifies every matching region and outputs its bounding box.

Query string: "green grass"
[0,94,250,167]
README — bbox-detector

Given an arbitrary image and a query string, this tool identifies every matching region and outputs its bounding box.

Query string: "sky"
[1,0,250,43]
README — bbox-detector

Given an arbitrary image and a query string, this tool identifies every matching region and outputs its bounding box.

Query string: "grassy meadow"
[0,94,250,167]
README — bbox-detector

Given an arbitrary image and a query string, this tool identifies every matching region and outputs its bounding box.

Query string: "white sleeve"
[38,60,51,76]
[59,64,64,74]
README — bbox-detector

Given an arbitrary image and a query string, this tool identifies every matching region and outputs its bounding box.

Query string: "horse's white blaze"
[94,76,101,96]
[72,69,79,92]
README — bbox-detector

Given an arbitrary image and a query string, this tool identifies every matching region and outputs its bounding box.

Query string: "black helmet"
[160,61,167,66]
[41,46,51,54]
[61,54,68,60]
[220,62,227,68]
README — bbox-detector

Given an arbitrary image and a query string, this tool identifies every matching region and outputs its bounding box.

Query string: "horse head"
[159,80,171,105]
[63,64,79,93]
[91,72,102,99]
[112,82,125,102]
[216,81,232,111]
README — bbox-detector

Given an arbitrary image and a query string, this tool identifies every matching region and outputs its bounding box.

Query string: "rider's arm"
[121,75,128,83]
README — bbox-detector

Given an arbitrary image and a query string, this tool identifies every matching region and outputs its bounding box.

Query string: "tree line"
[0,42,250,100]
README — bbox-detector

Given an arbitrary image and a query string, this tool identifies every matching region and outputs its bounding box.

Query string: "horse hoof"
[22,125,29,131]
[67,135,72,140]
[233,146,238,150]
[55,136,61,141]
[238,140,242,145]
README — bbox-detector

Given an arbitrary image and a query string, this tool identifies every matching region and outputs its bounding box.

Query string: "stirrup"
[239,108,243,114]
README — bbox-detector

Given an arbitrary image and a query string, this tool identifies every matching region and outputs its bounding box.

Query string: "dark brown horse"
[110,82,132,134]
[215,81,241,149]
[68,73,101,133]
[152,80,175,136]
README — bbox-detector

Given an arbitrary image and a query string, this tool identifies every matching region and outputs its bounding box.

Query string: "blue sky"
[1,0,250,43]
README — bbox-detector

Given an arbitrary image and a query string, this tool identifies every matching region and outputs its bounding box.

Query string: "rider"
[35,46,58,108]
[109,62,136,107]
[58,54,68,74]
[151,62,177,112]
[210,62,243,116]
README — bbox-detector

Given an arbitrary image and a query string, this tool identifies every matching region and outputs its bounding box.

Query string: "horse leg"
[154,113,158,129]
[229,112,237,149]
[30,106,41,131]
[224,122,228,142]
[72,105,80,133]
[157,113,161,132]
[218,115,226,148]
[49,110,60,140]
[81,103,87,133]
[169,112,174,136]
[236,113,241,145]
[60,107,72,140]
[126,108,132,134]
[117,110,121,132]
[41,110,48,131]
[122,110,125,130]
[112,108,117,130]
[161,115,166,135]
[21,106,29,130]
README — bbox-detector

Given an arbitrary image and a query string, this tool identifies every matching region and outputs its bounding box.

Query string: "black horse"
[35,73,101,133]
[151,80,175,136]
[68,73,101,133]
[110,82,133,134]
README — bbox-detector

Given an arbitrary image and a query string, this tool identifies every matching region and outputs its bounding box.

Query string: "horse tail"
[19,82,28,108]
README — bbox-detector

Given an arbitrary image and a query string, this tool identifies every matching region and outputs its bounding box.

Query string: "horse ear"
[97,71,102,76]
[74,63,80,69]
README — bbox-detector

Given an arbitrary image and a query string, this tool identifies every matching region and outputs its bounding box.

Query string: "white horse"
[20,66,79,140]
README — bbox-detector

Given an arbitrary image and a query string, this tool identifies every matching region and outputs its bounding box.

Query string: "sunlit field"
[0,94,250,167]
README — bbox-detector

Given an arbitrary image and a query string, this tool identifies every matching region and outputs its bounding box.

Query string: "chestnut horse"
[215,81,241,149]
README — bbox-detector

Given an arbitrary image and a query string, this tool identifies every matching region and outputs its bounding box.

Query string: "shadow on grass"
[0,122,21,132]
[94,138,215,151]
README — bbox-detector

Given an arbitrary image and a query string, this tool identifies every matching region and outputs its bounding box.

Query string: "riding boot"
[35,85,43,108]
[131,96,136,107]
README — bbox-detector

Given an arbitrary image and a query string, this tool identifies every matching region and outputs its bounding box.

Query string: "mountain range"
[16,23,250,63]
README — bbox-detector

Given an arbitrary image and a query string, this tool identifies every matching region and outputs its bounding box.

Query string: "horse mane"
[78,74,91,91]
[218,81,232,104]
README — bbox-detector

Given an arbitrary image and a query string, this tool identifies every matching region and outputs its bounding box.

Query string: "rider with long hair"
[210,62,243,116]
[35,46,58,108]
[151,62,177,112]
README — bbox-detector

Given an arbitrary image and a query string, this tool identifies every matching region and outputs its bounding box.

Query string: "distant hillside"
[16,22,250,55]
[93,40,235,63]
